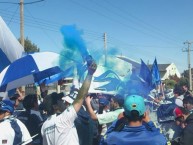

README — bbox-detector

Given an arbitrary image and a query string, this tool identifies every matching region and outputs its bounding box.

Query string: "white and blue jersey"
[0,116,32,145]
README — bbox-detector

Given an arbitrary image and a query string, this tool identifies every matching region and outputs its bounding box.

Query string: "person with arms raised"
[41,60,97,145]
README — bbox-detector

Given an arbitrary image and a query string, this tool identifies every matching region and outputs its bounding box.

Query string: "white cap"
[62,95,74,104]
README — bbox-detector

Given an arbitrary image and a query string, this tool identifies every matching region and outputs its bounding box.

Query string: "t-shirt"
[0,117,32,145]
[41,105,79,145]
[97,108,124,125]
[175,95,184,107]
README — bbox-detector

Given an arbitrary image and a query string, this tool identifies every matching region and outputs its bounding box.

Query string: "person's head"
[23,94,39,111]
[124,95,146,122]
[99,97,110,111]
[182,84,189,92]
[10,93,20,108]
[158,93,164,100]
[183,96,193,111]
[0,100,14,120]
[43,92,65,116]
[110,94,124,110]
[173,88,183,97]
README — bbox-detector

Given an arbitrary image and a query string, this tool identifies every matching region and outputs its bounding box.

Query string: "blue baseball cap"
[0,100,14,114]
[99,98,109,106]
[124,95,145,116]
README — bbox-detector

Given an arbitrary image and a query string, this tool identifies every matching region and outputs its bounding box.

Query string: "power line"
[102,0,180,43]
[71,0,179,45]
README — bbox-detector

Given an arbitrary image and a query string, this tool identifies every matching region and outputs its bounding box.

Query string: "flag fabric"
[151,58,161,86]
[0,16,24,72]
[94,70,122,92]
[139,59,152,87]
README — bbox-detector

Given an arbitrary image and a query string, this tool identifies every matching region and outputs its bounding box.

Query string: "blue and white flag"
[0,16,24,72]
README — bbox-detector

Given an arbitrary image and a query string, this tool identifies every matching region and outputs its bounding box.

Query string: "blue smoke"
[61,25,89,61]
[59,25,93,82]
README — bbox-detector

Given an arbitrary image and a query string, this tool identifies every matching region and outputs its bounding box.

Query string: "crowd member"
[41,60,97,145]
[75,101,94,145]
[173,88,184,108]
[63,94,94,145]
[153,93,165,105]
[100,95,167,145]
[173,107,184,128]
[18,94,44,145]
[182,84,193,98]
[0,100,32,145]
[183,96,193,113]
[85,94,124,125]
[86,94,124,145]
[98,97,110,137]
[179,107,193,145]
[163,107,183,145]
[9,88,25,111]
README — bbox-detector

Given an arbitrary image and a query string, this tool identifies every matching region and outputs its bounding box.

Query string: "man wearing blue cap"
[0,99,32,145]
[100,95,167,145]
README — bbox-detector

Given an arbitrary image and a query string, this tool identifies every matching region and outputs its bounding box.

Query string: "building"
[149,63,181,80]
[117,56,181,81]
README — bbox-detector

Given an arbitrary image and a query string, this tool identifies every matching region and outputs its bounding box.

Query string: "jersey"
[0,116,32,145]
[41,105,79,145]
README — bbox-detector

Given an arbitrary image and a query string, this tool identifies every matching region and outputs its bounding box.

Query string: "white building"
[150,63,181,80]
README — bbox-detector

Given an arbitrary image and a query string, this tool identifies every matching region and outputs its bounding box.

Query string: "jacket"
[100,119,167,145]
[179,113,193,145]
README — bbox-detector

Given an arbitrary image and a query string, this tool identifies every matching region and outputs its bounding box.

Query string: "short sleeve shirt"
[0,118,32,145]
[41,105,79,145]
[97,108,124,125]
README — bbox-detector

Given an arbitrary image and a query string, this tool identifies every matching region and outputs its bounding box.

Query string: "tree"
[164,79,177,89]
[18,37,40,53]
[176,77,189,88]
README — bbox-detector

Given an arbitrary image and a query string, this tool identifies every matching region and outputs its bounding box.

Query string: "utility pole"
[103,33,107,66]
[183,41,193,91]
[0,0,44,47]
[20,0,24,47]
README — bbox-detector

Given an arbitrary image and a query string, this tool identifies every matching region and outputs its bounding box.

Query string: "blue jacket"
[100,120,167,145]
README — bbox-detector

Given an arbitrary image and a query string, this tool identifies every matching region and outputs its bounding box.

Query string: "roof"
[148,64,170,71]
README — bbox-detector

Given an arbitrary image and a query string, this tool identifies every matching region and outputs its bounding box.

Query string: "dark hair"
[43,92,64,115]
[183,96,193,105]
[124,110,144,122]
[23,94,38,110]
[183,84,189,89]
[173,87,183,95]
[112,94,124,107]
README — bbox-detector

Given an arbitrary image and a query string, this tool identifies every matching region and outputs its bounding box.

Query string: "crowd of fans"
[0,60,193,145]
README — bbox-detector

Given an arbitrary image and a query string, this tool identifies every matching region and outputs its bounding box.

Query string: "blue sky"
[0,0,193,73]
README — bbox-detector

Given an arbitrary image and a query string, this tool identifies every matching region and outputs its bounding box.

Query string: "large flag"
[139,59,152,87]
[0,16,24,72]
[151,58,161,86]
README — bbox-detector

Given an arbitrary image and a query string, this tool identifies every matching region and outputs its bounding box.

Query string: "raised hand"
[87,57,97,75]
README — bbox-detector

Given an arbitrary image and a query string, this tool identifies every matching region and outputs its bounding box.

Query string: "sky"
[0,0,193,73]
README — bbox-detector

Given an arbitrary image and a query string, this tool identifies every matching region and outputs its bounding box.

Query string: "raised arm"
[73,60,97,112]
[85,96,98,120]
